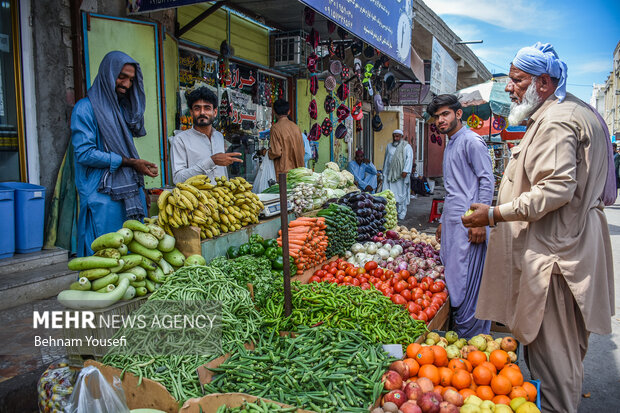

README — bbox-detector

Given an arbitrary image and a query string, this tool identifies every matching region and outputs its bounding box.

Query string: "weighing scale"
[258,193,292,217]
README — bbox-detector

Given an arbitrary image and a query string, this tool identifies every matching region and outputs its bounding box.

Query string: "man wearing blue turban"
[462,43,615,412]
[71,51,158,256]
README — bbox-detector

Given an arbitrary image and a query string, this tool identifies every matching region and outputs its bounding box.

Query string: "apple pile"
[461,395,541,413]
[424,331,518,363]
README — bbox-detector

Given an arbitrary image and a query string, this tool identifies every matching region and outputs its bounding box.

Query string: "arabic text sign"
[430,37,458,95]
[127,0,205,14]
[301,0,413,68]
[391,83,431,105]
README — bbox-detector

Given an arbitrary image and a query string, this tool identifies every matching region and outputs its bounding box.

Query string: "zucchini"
[157,233,176,252]
[162,248,185,267]
[118,243,128,256]
[117,272,137,283]
[147,224,165,240]
[109,259,125,273]
[139,255,158,271]
[144,279,155,293]
[117,227,134,244]
[94,248,121,260]
[69,277,91,291]
[135,287,148,297]
[158,258,174,276]
[58,278,130,309]
[126,266,147,281]
[92,273,119,291]
[128,240,163,262]
[79,268,111,281]
[96,284,116,293]
[123,219,149,233]
[120,254,143,271]
[68,256,119,271]
[130,280,146,288]
[133,231,159,249]
[122,286,136,300]
[147,267,166,283]
[91,232,125,252]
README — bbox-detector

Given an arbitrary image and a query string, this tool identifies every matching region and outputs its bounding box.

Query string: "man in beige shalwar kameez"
[462,43,615,413]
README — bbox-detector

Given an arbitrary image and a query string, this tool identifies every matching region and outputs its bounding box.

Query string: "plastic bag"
[38,360,81,413]
[65,365,130,413]
[252,154,276,194]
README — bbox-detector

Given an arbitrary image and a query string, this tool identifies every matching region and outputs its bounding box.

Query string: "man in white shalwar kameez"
[383,130,413,220]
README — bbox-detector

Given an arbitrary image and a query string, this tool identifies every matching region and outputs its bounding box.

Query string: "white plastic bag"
[252,154,276,194]
[66,365,130,413]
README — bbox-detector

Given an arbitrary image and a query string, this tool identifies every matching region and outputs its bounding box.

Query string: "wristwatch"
[488,207,496,227]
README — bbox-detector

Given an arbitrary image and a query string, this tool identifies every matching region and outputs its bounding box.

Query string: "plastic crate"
[529,379,542,410]
[0,188,15,259]
[0,182,46,253]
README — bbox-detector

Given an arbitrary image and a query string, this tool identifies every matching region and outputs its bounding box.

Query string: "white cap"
[393,129,404,135]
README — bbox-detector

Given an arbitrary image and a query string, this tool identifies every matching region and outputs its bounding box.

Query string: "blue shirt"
[348,160,378,192]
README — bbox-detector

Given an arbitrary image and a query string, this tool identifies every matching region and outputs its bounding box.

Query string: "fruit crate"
[530,379,542,410]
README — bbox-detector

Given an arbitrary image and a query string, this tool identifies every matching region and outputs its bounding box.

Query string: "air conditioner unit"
[273,34,308,67]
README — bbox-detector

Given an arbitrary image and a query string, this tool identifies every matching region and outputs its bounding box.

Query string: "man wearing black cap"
[348,149,377,192]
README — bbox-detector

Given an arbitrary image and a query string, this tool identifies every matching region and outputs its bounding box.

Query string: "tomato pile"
[309,258,448,323]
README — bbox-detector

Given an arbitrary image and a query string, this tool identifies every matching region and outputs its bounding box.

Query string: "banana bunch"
[156,175,264,239]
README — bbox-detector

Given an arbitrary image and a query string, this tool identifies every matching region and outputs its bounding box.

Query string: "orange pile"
[403,343,538,404]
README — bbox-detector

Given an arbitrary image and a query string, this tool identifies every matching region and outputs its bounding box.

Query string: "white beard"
[508,78,541,126]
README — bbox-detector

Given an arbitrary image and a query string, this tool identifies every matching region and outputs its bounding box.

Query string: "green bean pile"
[215,399,300,412]
[205,327,396,412]
[262,282,428,344]
[102,266,263,401]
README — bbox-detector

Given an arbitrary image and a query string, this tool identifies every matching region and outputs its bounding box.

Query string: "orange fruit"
[406,343,422,359]
[442,386,458,396]
[480,361,498,375]
[432,346,448,367]
[448,358,468,372]
[500,366,524,386]
[467,350,487,368]
[438,367,453,387]
[463,359,473,372]
[504,363,520,371]
[493,395,512,405]
[451,369,472,390]
[472,365,493,386]
[476,385,495,401]
[459,388,477,399]
[416,346,435,366]
[434,385,444,394]
[468,376,478,391]
[523,381,538,402]
[509,385,528,399]
[403,358,420,377]
[419,364,440,385]
[489,350,511,371]
[490,374,513,395]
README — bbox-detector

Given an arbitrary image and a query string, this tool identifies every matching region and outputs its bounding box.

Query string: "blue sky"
[424,0,620,103]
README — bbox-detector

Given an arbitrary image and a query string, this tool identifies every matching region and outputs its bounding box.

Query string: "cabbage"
[340,170,355,187]
[321,168,341,189]
[325,162,340,172]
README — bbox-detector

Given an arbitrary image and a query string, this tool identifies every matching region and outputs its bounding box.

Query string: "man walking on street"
[71,51,158,257]
[462,42,615,413]
[383,129,413,220]
[430,94,494,338]
[268,99,305,176]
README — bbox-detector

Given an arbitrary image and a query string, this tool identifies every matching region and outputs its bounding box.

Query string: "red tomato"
[345,267,356,277]
[336,270,345,277]
[391,294,407,306]
[387,287,394,295]
[326,278,337,283]
[401,289,412,301]
[431,298,444,307]
[385,270,395,278]
[421,276,433,285]
[425,307,436,319]
[364,261,378,271]
[418,311,429,322]
[357,267,367,275]
[336,274,345,283]
[429,304,440,313]
[338,261,348,270]
[420,281,429,291]
[343,275,352,283]
[399,270,410,280]
[415,298,426,307]
[352,278,361,286]
[407,301,417,313]
[395,280,408,293]
[413,288,424,300]
[309,275,321,283]
[360,282,371,290]
[411,303,422,314]
[408,278,418,288]
[425,291,433,298]
[328,267,338,275]
[429,282,444,293]
[374,268,384,278]
[411,313,419,320]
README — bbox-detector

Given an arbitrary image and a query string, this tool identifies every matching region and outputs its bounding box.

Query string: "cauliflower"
[325,162,340,172]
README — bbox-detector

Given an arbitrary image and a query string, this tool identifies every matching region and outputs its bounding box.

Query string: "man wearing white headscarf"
[383,129,413,220]
[462,42,615,413]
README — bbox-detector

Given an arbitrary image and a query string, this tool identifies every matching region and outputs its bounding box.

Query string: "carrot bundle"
[277,217,328,275]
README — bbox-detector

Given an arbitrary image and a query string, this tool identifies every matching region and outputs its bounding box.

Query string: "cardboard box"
[179,393,314,413]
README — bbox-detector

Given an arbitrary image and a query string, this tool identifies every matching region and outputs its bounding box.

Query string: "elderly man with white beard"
[461,42,616,413]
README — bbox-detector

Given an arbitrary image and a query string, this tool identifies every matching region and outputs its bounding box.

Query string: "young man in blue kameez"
[348,149,377,192]
[71,51,158,256]
[430,94,494,338]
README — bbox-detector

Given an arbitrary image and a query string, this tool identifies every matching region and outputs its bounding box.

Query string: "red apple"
[404,381,423,401]
[383,390,407,408]
[382,370,403,390]
[401,400,423,413]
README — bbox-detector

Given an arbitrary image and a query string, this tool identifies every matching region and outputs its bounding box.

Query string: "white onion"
[366,244,378,255]
[377,248,390,260]
[389,247,401,258]
[351,243,364,254]
[344,250,353,258]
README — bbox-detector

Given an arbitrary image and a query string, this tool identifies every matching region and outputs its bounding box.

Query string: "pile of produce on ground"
[204,327,396,412]
[393,225,440,249]
[308,259,447,323]
[215,400,300,413]
[262,280,428,344]
[277,217,327,275]
[102,265,262,401]
[423,331,519,366]
[59,220,187,309]
[376,189,397,230]
[375,340,539,413]
[316,203,358,258]
[336,191,387,242]
[157,175,264,239]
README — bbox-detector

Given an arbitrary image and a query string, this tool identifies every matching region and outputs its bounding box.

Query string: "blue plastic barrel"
[0,188,15,259]
[0,182,46,254]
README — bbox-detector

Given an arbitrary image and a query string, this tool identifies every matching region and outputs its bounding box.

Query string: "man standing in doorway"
[462,42,615,413]
[429,94,494,337]
[71,51,158,257]
[171,87,243,184]
[383,129,413,220]
[268,99,305,177]
[348,149,378,192]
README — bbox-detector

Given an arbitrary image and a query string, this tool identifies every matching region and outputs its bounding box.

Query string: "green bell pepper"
[226,246,240,259]
[272,255,284,270]
[265,247,279,261]
[238,243,252,256]
[263,239,279,249]
[249,234,264,245]
[250,243,265,257]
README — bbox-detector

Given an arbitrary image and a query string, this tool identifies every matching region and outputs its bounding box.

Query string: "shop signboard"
[390,83,431,106]
[430,37,458,96]
[127,0,205,14]
[300,0,413,68]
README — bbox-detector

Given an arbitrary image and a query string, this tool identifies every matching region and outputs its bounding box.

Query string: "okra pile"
[316,203,358,258]
[262,282,428,345]
[215,399,299,412]
[205,327,396,412]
